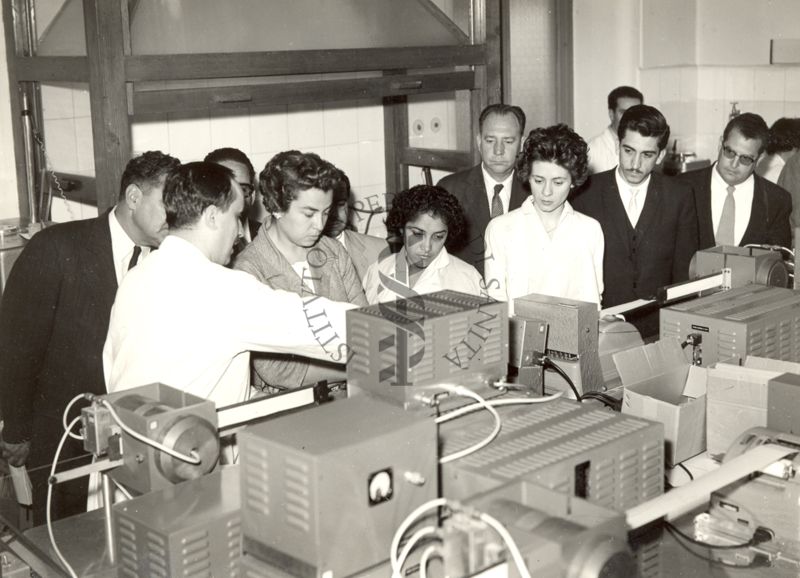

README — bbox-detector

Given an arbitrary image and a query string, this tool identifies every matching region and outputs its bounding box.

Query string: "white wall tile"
[785,68,800,101]
[358,140,386,187]
[639,68,660,103]
[724,68,756,103]
[72,85,91,118]
[287,104,325,149]
[41,83,75,120]
[357,101,384,142]
[74,116,95,174]
[784,101,800,117]
[349,183,389,237]
[754,68,785,102]
[749,101,785,126]
[323,102,359,146]
[132,114,171,156]
[658,68,681,103]
[249,105,288,154]
[323,143,359,181]
[679,68,698,102]
[167,113,211,162]
[697,67,725,100]
[696,100,727,135]
[209,111,252,154]
[43,118,78,172]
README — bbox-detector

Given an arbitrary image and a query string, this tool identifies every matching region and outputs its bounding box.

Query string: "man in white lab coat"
[587,86,643,174]
[104,161,354,408]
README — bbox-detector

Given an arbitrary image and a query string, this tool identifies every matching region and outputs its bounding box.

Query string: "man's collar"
[615,166,652,192]
[480,165,514,187]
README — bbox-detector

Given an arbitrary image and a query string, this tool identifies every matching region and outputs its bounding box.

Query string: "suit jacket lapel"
[742,176,767,243]
[466,166,490,242]
[509,175,529,211]
[87,210,118,293]
[694,167,715,245]
[601,173,633,251]
[633,175,662,244]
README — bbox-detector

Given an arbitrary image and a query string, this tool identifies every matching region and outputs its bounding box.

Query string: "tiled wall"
[640,66,800,163]
[38,82,458,237]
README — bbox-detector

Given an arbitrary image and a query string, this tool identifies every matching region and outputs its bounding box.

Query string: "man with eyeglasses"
[682,113,791,250]
[205,147,261,248]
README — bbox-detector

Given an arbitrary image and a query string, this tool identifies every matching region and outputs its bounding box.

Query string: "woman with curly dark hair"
[233,151,366,391]
[362,184,483,303]
[484,124,604,307]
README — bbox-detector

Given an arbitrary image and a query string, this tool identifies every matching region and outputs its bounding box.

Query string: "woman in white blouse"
[484,124,604,307]
[363,185,484,304]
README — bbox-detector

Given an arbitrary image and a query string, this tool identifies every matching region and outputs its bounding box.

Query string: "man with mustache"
[572,105,699,338]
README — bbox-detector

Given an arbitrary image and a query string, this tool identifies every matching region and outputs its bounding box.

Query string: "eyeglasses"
[721,145,757,167]
[240,183,255,199]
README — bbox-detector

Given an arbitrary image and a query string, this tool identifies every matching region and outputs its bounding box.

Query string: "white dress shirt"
[756,153,785,184]
[363,246,484,304]
[711,163,754,246]
[108,209,149,285]
[481,167,515,215]
[587,126,619,174]
[484,198,604,307]
[104,235,353,408]
[615,168,651,228]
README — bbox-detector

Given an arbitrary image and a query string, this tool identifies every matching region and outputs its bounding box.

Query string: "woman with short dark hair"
[234,151,366,391]
[484,124,604,307]
[362,184,483,303]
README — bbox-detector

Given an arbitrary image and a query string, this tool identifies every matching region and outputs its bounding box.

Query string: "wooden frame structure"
[2,0,502,217]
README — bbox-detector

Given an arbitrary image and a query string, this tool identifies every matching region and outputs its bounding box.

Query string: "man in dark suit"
[681,113,792,250]
[0,151,180,523]
[573,105,699,338]
[205,147,262,245]
[437,104,529,275]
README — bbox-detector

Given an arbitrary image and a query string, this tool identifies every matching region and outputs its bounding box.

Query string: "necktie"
[627,188,639,226]
[716,185,736,246]
[128,245,142,271]
[490,183,504,218]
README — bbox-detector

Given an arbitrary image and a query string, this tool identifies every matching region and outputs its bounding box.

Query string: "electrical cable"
[419,544,442,578]
[665,523,771,569]
[112,478,133,501]
[541,357,582,402]
[579,391,622,410]
[390,498,448,574]
[665,521,767,550]
[678,462,694,481]
[47,416,81,578]
[435,391,563,424]
[99,399,200,465]
[479,511,533,578]
[62,393,88,441]
[435,387,501,464]
[394,526,438,578]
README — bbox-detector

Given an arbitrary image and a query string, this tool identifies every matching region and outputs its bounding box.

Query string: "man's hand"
[0,439,31,467]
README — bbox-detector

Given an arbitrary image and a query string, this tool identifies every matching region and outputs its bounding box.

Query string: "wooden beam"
[133,71,476,116]
[483,0,503,105]
[83,0,131,212]
[413,0,470,45]
[13,56,89,82]
[125,45,486,81]
[399,147,474,172]
[383,92,410,197]
[554,0,574,126]
[3,0,31,220]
